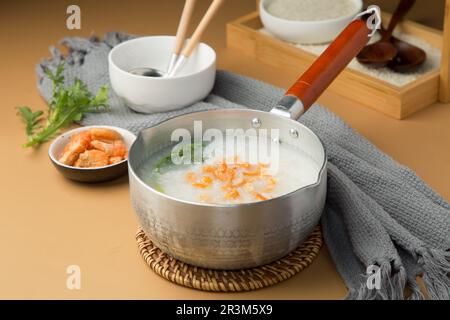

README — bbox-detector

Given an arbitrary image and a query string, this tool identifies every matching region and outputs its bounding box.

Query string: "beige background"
[0,0,449,299]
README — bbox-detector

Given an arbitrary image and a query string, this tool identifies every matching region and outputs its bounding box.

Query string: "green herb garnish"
[17,63,109,148]
[153,142,206,174]
[17,107,44,141]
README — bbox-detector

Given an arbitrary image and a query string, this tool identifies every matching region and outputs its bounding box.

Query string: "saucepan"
[128,11,378,270]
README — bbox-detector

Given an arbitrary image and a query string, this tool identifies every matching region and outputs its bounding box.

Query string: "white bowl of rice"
[260,0,363,44]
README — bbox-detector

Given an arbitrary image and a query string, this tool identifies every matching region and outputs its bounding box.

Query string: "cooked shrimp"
[261,176,277,193]
[232,177,246,187]
[192,182,210,189]
[189,159,280,202]
[243,167,261,176]
[254,192,269,201]
[202,176,213,184]
[89,128,122,142]
[90,140,127,158]
[202,165,215,174]
[224,188,240,200]
[74,150,110,168]
[185,172,197,183]
[109,156,124,165]
[59,131,91,166]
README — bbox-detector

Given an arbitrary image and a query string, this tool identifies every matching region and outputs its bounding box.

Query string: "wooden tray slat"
[440,0,450,102]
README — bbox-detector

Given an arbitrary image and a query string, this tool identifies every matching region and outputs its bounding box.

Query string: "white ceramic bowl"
[109,36,216,114]
[49,126,136,183]
[260,0,363,44]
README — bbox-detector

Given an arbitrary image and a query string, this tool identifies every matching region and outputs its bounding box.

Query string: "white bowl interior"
[49,126,137,170]
[261,0,363,23]
[110,36,216,78]
[259,0,363,44]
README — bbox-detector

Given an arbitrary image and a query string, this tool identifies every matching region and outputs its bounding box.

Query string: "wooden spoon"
[357,0,416,68]
[387,34,427,73]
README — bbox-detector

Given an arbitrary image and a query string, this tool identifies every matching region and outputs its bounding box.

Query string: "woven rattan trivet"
[136,226,322,292]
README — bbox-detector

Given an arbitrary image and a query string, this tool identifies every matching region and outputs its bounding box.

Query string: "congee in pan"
[137,132,321,205]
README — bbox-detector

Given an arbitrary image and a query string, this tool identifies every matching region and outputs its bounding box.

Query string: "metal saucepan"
[128,14,375,270]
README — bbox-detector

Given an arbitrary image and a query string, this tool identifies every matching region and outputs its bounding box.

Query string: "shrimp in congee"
[138,135,321,205]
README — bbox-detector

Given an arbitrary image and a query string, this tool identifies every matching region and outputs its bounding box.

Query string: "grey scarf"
[37,32,450,299]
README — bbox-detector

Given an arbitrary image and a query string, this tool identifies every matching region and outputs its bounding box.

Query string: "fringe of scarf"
[345,263,406,300]
[346,248,450,300]
[419,248,450,300]
[406,276,425,300]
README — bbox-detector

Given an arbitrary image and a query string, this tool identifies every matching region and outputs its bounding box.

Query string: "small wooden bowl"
[48,126,136,183]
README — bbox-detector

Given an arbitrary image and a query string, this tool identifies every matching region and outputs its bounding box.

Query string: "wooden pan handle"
[285,19,371,113]
[173,0,197,55]
[181,0,225,58]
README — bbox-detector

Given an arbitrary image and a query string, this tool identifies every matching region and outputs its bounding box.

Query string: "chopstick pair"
[166,0,225,77]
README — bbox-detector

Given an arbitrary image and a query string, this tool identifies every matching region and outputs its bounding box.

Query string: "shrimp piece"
[90,139,127,158]
[202,165,215,174]
[264,176,277,185]
[59,131,91,166]
[236,162,251,169]
[232,177,246,187]
[224,188,240,200]
[201,176,213,184]
[217,162,227,172]
[254,193,269,201]
[109,156,124,165]
[213,169,227,181]
[89,128,122,142]
[243,166,261,176]
[223,167,236,183]
[214,164,236,182]
[192,182,210,189]
[74,150,110,168]
[185,172,197,183]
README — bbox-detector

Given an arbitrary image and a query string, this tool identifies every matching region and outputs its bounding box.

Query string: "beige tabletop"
[1,0,449,299]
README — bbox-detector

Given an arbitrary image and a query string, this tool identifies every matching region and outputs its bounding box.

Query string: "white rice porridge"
[138,135,321,204]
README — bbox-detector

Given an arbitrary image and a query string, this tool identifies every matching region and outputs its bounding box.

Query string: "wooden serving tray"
[226,11,444,119]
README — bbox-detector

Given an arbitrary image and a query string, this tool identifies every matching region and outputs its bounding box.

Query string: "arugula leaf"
[91,85,109,108]
[152,182,165,193]
[17,107,44,141]
[153,143,206,173]
[18,63,109,148]
[151,143,208,193]
[153,153,174,174]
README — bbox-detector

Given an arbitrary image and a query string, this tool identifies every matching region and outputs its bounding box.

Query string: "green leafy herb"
[152,182,165,193]
[17,107,44,141]
[153,143,206,174]
[151,143,207,194]
[17,63,109,148]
